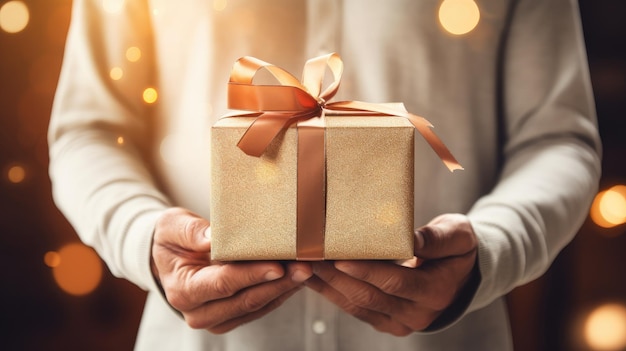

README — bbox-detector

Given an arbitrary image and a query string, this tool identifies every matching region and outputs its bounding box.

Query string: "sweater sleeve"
[48,0,170,291]
[466,0,602,312]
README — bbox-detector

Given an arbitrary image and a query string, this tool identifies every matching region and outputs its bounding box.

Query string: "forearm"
[48,0,168,290]
[456,0,602,318]
[467,135,600,311]
[49,127,170,290]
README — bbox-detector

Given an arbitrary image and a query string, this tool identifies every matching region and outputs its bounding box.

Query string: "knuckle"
[407,314,433,331]
[157,207,185,227]
[207,325,234,335]
[388,325,413,337]
[165,288,191,311]
[369,318,412,337]
[184,315,210,330]
[344,303,370,320]
[350,289,379,307]
[378,274,406,295]
[393,329,413,337]
[240,292,267,312]
[184,216,205,234]
[210,276,234,297]
[184,315,203,329]
[459,227,478,251]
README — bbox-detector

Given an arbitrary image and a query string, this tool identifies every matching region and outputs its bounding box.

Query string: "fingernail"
[204,227,211,240]
[264,270,282,281]
[415,229,425,250]
[291,269,312,283]
[334,261,352,273]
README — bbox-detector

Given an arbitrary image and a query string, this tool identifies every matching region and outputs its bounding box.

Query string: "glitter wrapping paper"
[210,115,415,261]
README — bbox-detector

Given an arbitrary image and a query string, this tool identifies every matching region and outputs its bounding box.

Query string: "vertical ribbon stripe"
[296,120,326,260]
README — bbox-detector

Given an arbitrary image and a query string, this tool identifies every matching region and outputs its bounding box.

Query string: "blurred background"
[0,1,624,350]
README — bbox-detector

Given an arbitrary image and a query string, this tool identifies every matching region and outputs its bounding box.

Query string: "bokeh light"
[590,185,626,229]
[43,251,61,268]
[213,0,228,11]
[117,136,125,145]
[50,243,103,296]
[584,303,626,351]
[110,66,123,80]
[143,87,158,104]
[254,161,279,184]
[125,46,141,62]
[376,201,401,225]
[102,0,125,14]
[7,165,26,183]
[438,0,480,35]
[0,1,29,34]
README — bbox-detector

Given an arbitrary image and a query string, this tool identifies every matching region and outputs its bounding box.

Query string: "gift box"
[209,53,461,261]
[210,115,415,261]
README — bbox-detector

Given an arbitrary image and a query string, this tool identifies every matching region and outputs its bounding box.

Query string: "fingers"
[165,261,286,311]
[306,263,425,336]
[305,274,413,336]
[205,286,304,334]
[199,261,311,301]
[182,263,313,332]
[319,261,437,331]
[333,261,422,302]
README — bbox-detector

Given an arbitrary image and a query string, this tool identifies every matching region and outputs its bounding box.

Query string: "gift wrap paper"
[210,115,414,261]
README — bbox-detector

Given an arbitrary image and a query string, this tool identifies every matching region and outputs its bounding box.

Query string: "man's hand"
[151,207,313,334]
[305,213,478,336]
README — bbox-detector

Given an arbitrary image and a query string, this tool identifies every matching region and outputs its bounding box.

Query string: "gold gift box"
[210,115,414,261]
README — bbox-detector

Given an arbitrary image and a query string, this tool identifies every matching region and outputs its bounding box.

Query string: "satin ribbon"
[226,53,463,260]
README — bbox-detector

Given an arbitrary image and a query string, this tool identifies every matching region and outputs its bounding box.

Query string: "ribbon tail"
[407,113,464,172]
[328,101,463,172]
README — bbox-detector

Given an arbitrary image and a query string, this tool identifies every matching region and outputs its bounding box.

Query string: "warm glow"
[110,67,123,80]
[143,87,158,104]
[590,186,626,229]
[584,303,626,351]
[51,243,103,296]
[591,190,613,228]
[7,165,26,183]
[151,0,167,16]
[44,251,61,268]
[255,161,279,184]
[126,46,141,62]
[438,0,480,35]
[376,202,401,225]
[600,186,626,225]
[116,136,125,145]
[0,1,29,34]
[213,0,228,11]
[102,0,125,14]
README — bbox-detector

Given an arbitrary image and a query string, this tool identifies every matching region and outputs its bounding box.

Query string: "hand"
[151,207,313,334]
[305,213,478,336]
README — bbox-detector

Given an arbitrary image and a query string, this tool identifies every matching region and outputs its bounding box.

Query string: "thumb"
[413,214,477,260]
[154,207,212,253]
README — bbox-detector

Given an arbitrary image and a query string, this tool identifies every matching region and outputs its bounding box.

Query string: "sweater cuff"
[123,207,168,292]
